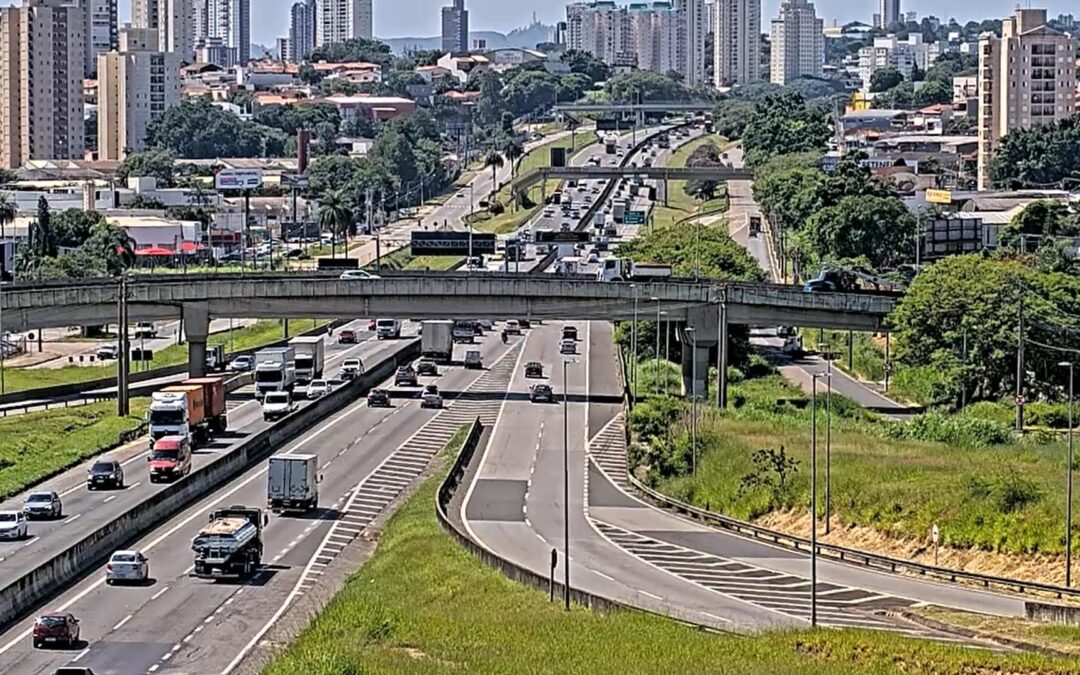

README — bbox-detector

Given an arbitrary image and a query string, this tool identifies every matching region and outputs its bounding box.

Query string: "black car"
[524,362,544,379]
[394,366,418,386]
[416,358,438,376]
[530,384,554,403]
[87,460,124,490]
[367,388,391,407]
[562,325,578,341]
[518,319,532,329]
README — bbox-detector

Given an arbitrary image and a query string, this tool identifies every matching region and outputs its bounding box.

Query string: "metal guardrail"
[0,395,111,418]
[628,474,1080,601]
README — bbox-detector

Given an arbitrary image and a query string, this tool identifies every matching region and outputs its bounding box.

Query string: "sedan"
[87,460,124,490]
[420,385,443,409]
[524,362,544,379]
[22,490,62,520]
[32,613,79,649]
[416,358,438,376]
[340,270,380,280]
[560,339,576,355]
[228,355,253,372]
[367,388,391,407]
[0,510,28,540]
[306,379,331,400]
[530,383,554,403]
[106,550,149,585]
[95,344,118,360]
[337,329,358,344]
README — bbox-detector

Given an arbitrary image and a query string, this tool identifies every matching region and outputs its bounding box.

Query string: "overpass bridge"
[511,166,754,203]
[554,102,715,114]
[1,272,897,398]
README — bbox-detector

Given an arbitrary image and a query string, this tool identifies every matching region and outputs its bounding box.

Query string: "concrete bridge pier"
[184,302,210,378]
[681,306,718,399]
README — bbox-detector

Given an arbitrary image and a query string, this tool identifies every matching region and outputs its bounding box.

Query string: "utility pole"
[562,359,572,611]
[1061,361,1075,587]
[1016,295,1026,432]
[117,276,130,417]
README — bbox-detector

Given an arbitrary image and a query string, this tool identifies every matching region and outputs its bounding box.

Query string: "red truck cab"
[148,435,192,483]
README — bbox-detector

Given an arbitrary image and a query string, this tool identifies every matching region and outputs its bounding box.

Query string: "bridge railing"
[721,283,898,314]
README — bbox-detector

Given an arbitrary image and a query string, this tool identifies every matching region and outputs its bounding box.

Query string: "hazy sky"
[7,0,1077,45]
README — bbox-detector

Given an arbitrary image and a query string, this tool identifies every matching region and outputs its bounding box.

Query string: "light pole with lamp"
[630,284,639,405]
[810,371,828,627]
[662,311,670,393]
[817,343,833,535]
[686,327,698,475]
[467,183,475,263]
[1062,360,1075,587]
[652,296,661,396]
[562,357,576,610]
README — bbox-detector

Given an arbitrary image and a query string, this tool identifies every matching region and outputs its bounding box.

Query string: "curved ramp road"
[0,326,521,675]
[461,321,1027,638]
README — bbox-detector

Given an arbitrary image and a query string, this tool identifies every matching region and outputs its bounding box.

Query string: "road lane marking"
[150,586,170,601]
[592,570,615,582]
[113,614,133,630]
[641,590,662,601]
[21,537,38,548]
[63,513,82,524]
[72,647,90,661]
[103,495,116,503]
[126,482,141,490]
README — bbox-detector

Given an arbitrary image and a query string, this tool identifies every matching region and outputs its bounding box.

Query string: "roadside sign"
[534,231,589,243]
[931,524,939,544]
[925,188,953,205]
[215,169,264,191]
[1014,394,1026,406]
[623,210,646,225]
[281,174,309,189]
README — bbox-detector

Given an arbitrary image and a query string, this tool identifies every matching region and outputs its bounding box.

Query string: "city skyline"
[0,0,1074,49]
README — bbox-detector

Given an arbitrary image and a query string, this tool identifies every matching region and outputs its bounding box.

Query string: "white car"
[106,550,149,585]
[307,379,331,399]
[420,385,443,409]
[340,270,380,280]
[0,510,28,540]
[262,392,297,421]
[560,339,576,355]
[96,344,118,360]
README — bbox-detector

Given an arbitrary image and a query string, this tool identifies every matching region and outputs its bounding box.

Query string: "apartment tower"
[85,0,118,77]
[441,0,469,53]
[288,0,317,62]
[876,0,899,29]
[204,0,251,66]
[714,0,760,85]
[98,25,181,160]
[977,8,1076,190]
[317,0,373,47]
[0,0,86,168]
[769,0,823,85]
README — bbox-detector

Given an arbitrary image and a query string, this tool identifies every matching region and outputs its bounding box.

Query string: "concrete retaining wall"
[0,339,419,629]
[1026,601,1080,626]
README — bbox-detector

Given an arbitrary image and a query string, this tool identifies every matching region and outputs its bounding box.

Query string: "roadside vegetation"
[649,135,731,229]
[0,399,148,499]
[373,247,463,271]
[263,439,1080,675]
[912,606,1080,656]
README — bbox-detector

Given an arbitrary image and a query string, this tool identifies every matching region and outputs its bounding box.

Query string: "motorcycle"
[501,331,508,344]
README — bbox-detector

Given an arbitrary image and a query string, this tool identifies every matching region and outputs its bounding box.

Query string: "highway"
[0,323,522,674]
[459,320,1027,639]
[0,320,397,605]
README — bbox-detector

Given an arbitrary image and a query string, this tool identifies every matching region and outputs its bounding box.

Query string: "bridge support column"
[681,306,718,400]
[184,302,210,379]
[717,303,728,409]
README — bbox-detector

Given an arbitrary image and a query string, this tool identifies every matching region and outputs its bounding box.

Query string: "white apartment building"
[857,34,938,90]
[769,0,822,85]
[675,0,707,86]
[317,0,373,47]
[85,0,118,78]
[0,0,85,168]
[98,26,182,160]
[714,0,760,85]
[977,8,1076,190]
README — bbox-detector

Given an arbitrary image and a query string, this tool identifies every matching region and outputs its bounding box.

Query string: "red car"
[32,612,80,648]
[338,329,358,344]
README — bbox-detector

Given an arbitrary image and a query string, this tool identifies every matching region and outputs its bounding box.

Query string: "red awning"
[134,246,175,256]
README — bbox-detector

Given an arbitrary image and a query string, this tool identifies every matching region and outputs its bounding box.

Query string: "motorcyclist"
[501,329,508,343]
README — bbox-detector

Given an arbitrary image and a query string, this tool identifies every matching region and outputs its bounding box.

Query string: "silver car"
[106,550,149,584]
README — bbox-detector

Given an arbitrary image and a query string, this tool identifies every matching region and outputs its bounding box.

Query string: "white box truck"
[254,347,296,399]
[421,320,454,362]
[289,336,325,383]
[266,454,319,514]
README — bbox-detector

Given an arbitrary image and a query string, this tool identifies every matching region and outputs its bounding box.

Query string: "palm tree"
[317,190,352,259]
[92,222,137,276]
[502,139,525,178]
[0,193,15,240]
[484,150,505,190]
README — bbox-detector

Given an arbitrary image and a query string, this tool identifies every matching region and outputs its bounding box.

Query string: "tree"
[308,38,393,67]
[910,63,925,82]
[0,193,15,239]
[990,115,1080,189]
[475,70,506,127]
[255,103,341,137]
[116,149,177,187]
[502,69,558,117]
[913,80,951,106]
[501,138,525,177]
[869,67,904,93]
[711,98,756,140]
[317,190,353,258]
[742,92,830,167]
[85,221,136,276]
[802,195,916,268]
[559,49,609,83]
[998,200,1080,252]
[605,70,688,103]
[483,150,504,188]
[33,196,56,258]
[145,98,289,159]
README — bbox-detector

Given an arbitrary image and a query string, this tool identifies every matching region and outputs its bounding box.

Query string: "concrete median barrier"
[0,339,419,629]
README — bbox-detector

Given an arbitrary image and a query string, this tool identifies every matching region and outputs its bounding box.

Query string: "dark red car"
[338,329,358,344]
[32,612,80,648]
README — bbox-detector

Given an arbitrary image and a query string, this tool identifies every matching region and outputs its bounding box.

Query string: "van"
[148,435,192,483]
[375,319,401,339]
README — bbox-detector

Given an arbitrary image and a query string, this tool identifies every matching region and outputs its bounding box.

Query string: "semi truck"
[267,454,320,514]
[289,336,325,383]
[421,320,454,362]
[596,258,674,283]
[191,505,266,580]
[612,200,628,223]
[205,344,227,373]
[254,347,297,400]
[604,135,618,154]
[148,377,227,446]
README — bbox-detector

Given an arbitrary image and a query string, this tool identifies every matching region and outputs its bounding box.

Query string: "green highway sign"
[623,210,646,225]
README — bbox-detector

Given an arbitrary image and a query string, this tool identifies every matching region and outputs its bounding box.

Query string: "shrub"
[883,411,1012,447]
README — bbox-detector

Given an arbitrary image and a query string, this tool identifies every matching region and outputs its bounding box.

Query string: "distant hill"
[384,22,553,54]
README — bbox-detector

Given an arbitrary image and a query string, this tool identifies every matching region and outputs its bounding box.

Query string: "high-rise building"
[441,0,469,53]
[675,0,707,86]
[317,0,372,47]
[857,34,937,90]
[289,0,317,62]
[160,0,196,62]
[565,2,588,50]
[628,3,679,75]
[0,0,86,168]
[133,0,159,29]
[714,0,760,85]
[98,25,181,160]
[85,0,118,78]
[769,0,822,85]
[977,8,1076,190]
[876,0,899,29]
[203,0,250,66]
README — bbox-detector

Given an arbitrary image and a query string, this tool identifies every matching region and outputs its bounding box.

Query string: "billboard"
[317,257,359,270]
[550,147,567,168]
[410,231,496,256]
[925,188,953,204]
[534,231,590,243]
[920,218,983,260]
[215,169,264,191]
[623,210,646,225]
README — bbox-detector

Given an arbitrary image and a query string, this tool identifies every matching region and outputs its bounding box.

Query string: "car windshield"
[111,553,138,563]
[265,394,289,405]
[311,380,327,388]
[36,616,67,628]
[344,360,360,367]
[234,357,251,365]
[27,492,52,503]
[255,371,283,383]
[149,409,184,425]
[150,449,179,461]
[0,513,17,522]
[91,463,116,474]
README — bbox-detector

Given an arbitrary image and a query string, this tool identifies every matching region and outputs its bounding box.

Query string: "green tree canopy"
[742,92,830,167]
[998,200,1080,252]
[559,49,610,83]
[145,98,289,158]
[308,38,393,67]
[116,149,177,187]
[802,195,916,268]
[605,70,688,103]
[869,67,904,93]
[990,114,1080,189]
[711,98,756,139]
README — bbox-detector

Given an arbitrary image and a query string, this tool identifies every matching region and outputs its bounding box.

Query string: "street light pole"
[1062,361,1075,587]
[817,344,833,536]
[631,284,638,405]
[562,358,572,610]
[810,373,823,628]
[652,297,661,396]
[662,311,670,393]
[686,327,697,475]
